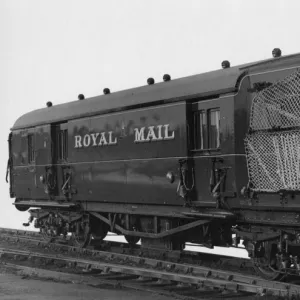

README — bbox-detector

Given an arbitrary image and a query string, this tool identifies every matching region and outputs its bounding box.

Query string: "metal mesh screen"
[245,131,300,192]
[250,70,300,131]
[245,69,300,192]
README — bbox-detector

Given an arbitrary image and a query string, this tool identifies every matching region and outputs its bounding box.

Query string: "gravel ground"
[0,270,173,300]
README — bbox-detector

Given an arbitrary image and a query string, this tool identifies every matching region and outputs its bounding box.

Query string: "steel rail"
[0,227,298,296]
[0,227,40,237]
[0,262,204,300]
[0,232,248,273]
[0,245,296,297]
[0,226,258,283]
[0,227,248,261]
[0,227,247,256]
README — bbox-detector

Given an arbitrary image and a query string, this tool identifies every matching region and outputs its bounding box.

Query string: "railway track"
[0,227,247,258]
[0,245,296,299]
[0,227,253,276]
[0,227,298,298]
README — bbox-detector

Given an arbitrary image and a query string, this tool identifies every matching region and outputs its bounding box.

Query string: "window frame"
[192,107,221,151]
[207,108,220,149]
[193,110,207,150]
[57,129,68,162]
[27,134,35,164]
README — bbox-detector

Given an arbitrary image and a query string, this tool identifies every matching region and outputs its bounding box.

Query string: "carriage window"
[58,130,68,160]
[193,108,220,150]
[194,111,207,149]
[208,109,220,149]
[28,134,35,163]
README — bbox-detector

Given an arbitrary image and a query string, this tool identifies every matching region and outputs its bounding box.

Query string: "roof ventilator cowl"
[46,101,52,107]
[163,74,171,82]
[78,94,85,100]
[272,48,282,58]
[221,60,230,69]
[103,88,110,95]
[147,77,155,85]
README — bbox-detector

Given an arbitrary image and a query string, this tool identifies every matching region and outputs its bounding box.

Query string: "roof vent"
[147,77,155,85]
[222,60,230,69]
[78,94,85,100]
[103,88,110,95]
[272,48,282,58]
[163,74,171,82]
[46,101,52,107]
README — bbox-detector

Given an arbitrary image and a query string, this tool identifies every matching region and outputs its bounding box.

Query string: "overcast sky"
[1,0,299,229]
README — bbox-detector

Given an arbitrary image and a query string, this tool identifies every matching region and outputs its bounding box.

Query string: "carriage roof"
[12,53,300,130]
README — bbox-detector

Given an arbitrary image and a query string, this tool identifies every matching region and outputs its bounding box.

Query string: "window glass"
[63,130,68,159]
[193,108,220,150]
[58,130,68,160]
[28,134,35,163]
[194,111,207,149]
[208,109,220,149]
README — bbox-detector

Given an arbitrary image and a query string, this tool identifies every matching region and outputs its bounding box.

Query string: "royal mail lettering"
[75,131,117,148]
[74,124,175,148]
[134,124,175,143]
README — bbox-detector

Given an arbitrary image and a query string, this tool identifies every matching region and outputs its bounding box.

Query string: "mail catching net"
[245,69,300,192]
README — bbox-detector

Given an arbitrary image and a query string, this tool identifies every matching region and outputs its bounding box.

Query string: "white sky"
[0,0,299,233]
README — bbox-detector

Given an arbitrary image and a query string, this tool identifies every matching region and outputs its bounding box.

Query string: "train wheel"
[252,241,285,281]
[72,222,91,248]
[125,235,140,245]
[90,219,109,246]
[124,221,140,245]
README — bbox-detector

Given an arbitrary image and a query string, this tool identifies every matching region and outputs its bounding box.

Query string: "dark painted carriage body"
[10,65,240,210]
[8,53,300,259]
